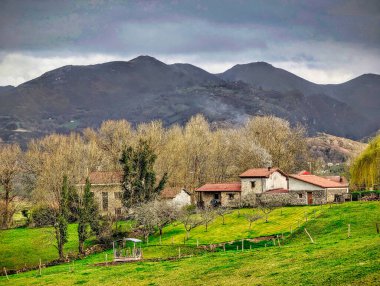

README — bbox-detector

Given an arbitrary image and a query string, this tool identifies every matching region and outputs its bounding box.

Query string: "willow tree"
[350,135,380,190]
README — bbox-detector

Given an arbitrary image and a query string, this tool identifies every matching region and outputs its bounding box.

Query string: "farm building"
[78,171,191,215]
[159,188,192,207]
[195,182,241,207]
[196,167,349,207]
[77,171,124,216]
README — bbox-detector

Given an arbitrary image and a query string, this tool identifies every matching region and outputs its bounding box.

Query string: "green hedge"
[351,190,380,201]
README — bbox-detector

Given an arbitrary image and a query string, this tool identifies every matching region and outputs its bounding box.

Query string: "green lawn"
[0,202,379,285]
[1,202,379,285]
[0,224,82,270]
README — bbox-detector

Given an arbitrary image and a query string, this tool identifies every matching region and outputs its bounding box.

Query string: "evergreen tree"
[77,178,98,255]
[54,176,70,260]
[120,140,167,208]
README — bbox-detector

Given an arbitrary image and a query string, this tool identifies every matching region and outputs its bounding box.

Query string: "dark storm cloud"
[0,0,379,85]
[1,0,379,53]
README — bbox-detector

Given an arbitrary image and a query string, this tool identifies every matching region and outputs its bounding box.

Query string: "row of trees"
[0,115,309,230]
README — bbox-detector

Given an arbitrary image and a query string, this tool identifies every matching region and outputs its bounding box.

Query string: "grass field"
[0,202,379,285]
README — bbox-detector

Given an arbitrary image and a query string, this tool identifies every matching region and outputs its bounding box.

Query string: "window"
[102,192,108,211]
[114,192,122,200]
[115,208,122,216]
[298,193,303,199]
[214,193,220,200]
[251,181,256,189]
[228,193,235,200]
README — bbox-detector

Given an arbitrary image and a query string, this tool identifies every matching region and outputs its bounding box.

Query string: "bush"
[351,190,380,201]
[30,205,56,227]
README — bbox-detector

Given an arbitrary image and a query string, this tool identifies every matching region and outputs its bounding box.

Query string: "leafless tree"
[244,211,262,230]
[0,144,23,229]
[215,206,232,225]
[199,205,216,232]
[179,205,203,240]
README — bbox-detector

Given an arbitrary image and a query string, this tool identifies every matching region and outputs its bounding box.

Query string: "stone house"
[159,188,192,207]
[195,182,241,207]
[78,171,124,216]
[78,171,193,215]
[196,167,349,207]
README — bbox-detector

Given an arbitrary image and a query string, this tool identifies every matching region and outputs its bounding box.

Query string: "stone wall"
[172,190,191,207]
[90,184,123,216]
[326,188,349,203]
[260,190,326,206]
[241,178,264,195]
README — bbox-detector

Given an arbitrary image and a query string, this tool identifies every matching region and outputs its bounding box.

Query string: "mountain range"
[0,55,379,146]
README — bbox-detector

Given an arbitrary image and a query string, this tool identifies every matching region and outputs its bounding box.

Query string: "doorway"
[307,192,313,205]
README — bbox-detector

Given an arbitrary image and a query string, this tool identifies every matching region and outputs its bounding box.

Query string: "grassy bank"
[0,202,379,285]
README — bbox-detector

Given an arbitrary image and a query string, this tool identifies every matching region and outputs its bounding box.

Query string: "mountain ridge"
[0,55,379,146]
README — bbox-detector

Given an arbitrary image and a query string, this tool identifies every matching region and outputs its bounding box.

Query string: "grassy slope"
[0,224,81,270]
[150,205,322,244]
[0,202,379,285]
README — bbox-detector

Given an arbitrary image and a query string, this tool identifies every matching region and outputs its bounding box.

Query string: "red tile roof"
[84,171,123,185]
[239,168,286,178]
[265,188,289,194]
[160,188,190,199]
[196,182,241,192]
[289,174,348,188]
[322,176,349,185]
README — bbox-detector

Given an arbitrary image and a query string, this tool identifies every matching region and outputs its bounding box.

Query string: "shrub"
[30,205,56,227]
[351,190,380,201]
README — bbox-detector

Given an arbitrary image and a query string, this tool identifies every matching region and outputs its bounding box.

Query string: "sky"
[0,0,379,86]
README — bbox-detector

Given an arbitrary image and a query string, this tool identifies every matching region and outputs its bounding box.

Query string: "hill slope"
[0,56,378,145]
[1,202,379,285]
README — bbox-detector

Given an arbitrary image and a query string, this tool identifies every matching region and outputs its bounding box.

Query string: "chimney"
[268,166,271,171]
[339,176,343,183]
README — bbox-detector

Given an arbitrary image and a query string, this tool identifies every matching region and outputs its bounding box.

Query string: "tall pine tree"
[54,176,70,260]
[77,178,98,255]
[120,140,167,208]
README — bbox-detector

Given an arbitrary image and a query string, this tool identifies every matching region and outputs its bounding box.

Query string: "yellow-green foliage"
[350,135,380,189]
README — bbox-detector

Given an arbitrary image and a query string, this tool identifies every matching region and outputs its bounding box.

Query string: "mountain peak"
[129,55,165,65]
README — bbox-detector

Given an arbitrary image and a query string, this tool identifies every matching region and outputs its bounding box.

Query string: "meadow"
[0,202,379,285]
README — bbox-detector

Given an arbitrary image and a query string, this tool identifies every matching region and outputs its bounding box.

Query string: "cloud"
[0,0,379,85]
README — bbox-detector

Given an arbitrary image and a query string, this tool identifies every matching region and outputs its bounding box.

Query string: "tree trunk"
[186,230,190,240]
[222,216,225,225]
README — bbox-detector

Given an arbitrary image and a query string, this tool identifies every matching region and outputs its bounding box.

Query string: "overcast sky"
[1,0,379,86]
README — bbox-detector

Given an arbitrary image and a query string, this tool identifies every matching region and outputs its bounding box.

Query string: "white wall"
[172,190,191,207]
[265,171,288,191]
[288,177,324,191]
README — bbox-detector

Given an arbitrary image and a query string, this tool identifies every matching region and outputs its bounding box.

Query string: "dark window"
[115,208,122,216]
[298,193,303,198]
[102,192,108,211]
[228,193,235,200]
[251,181,256,188]
[214,193,220,200]
[114,192,122,199]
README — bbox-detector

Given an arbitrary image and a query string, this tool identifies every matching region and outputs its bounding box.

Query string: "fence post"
[376,222,379,234]
[3,267,9,280]
[159,236,162,245]
[197,239,199,247]
[178,247,181,258]
[223,244,226,252]
[105,254,108,266]
[290,226,293,234]
[272,238,276,246]
[313,209,316,219]
[171,237,174,245]
[304,228,315,244]
[347,224,351,238]
[39,258,42,275]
